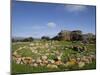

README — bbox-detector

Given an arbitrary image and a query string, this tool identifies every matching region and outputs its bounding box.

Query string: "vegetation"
[12,30,96,74]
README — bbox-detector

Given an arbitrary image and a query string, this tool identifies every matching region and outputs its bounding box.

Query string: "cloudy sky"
[12,0,96,38]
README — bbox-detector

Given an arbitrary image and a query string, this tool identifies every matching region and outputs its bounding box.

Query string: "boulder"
[33,63,38,67]
[48,59,55,64]
[47,64,58,68]
[23,57,33,64]
[76,58,81,62]
[13,51,17,55]
[81,56,90,64]
[57,56,61,60]
[55,60,62,65]
[32,59,36,63]
[43,60,48,64]
[41,55,48,60]
[46,53,49,56]
[39,63,45,66]
[16,58,21,64]
[18,47,23,50]
[30,43,34,46]
[12,53,21,59]
[36,58,42,64]
[78,62,85,68]
[65,59,77,66]
[90,55,96,61]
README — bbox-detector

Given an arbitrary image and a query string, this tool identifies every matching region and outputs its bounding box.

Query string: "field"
[11,40,96,74]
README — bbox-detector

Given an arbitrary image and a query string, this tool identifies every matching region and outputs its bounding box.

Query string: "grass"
[12,62,60,74]
[17,48,33,57]
[12,61,96,74]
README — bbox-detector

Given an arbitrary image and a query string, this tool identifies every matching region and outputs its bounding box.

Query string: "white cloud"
[47,22,56,28]
[65,5,87,12]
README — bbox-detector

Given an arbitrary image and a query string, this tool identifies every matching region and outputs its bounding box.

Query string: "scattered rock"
[90,55,96,61]
[65,59,77,66]
[47,64,58,68]
[81,56,90,64]
[23,57,33,64]
[78,62,85,68]
[48,59,55,64]
[55,60,62,65]
[13,51,17,55]
[32,59,35,63]
[76,58,81,62]
[16,58,21,64]
[46,53,49,56]
[36,58,42,64]
[42,55,48,60]
[57,56,61,60]
[18,47,23,50]
[40,63,45,66]
[33,63,38,67]
[43,60,48,64]
[72,46,86,52]
[30,43,34,46]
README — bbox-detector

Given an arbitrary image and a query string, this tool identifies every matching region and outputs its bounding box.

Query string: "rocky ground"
[12,40,96,74]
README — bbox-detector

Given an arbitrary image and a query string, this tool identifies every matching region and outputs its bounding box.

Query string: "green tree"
[71,30,83,41]
[41,36,50,40]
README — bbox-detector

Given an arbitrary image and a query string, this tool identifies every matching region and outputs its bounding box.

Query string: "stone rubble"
[12,41,96,69]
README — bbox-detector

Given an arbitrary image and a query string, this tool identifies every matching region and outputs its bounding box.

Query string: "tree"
[87,33,96,43]
[82,33,96,44]
[22,37,34,42]
[51,36,60,40]
[71,30,83,41]
[58,30,71,41]
[41,36,50,40]
[12,38,15,42]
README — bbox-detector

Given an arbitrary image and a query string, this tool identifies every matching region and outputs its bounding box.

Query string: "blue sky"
[12,0,96,38]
